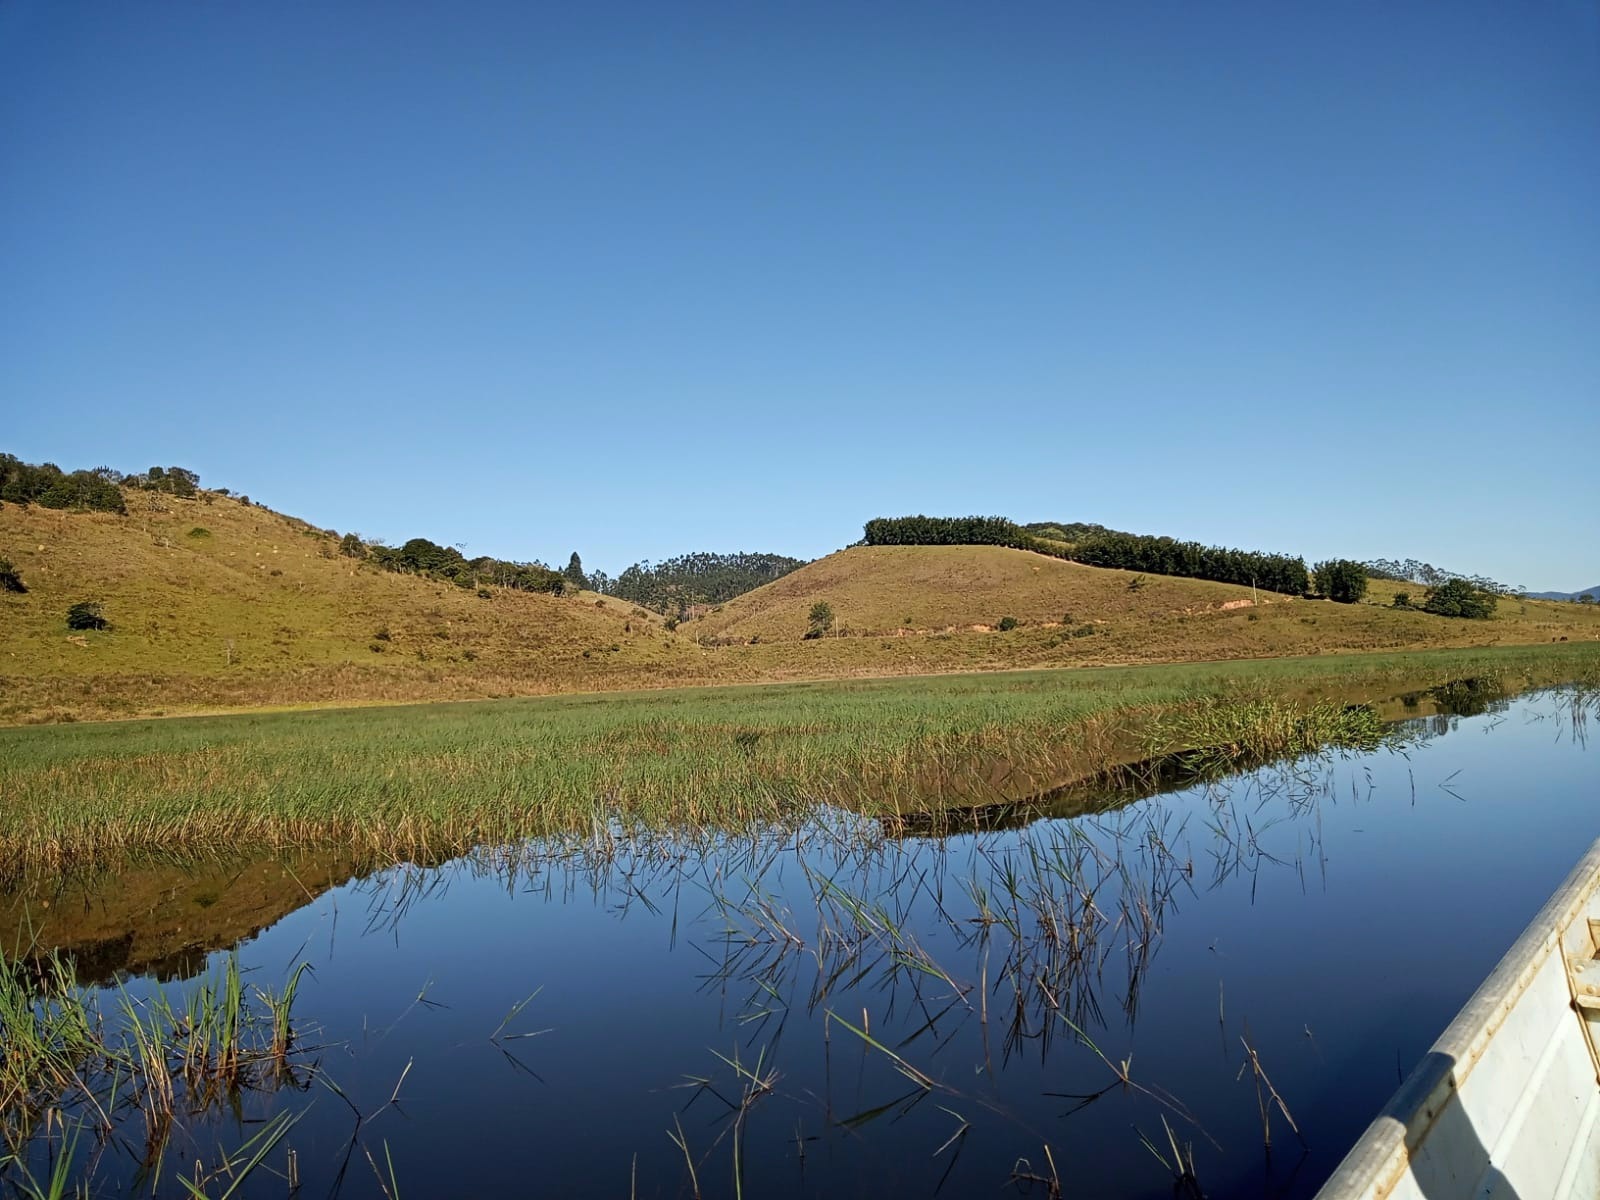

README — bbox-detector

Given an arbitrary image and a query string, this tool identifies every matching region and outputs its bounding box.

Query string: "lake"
[4,681,1595,1198]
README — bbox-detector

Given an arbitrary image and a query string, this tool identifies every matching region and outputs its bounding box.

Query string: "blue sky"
[3,2,1596,589]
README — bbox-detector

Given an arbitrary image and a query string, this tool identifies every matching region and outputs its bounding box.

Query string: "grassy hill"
[685,544,1272,640]
[5,495,1600,724]
[0,490,707,722]
[678,545,1600,673]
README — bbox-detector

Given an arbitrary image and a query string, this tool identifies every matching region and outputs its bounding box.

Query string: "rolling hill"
[5,490,1600,724]
[0,489,705,722]
[676,545,1600,675]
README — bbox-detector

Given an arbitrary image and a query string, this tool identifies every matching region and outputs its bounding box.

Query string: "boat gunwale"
[1314,835,1600,1200]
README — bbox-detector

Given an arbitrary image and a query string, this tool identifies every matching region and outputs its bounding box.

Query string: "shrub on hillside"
[0,557,26,594]
[1423,578,1498,620]
[134,466,200,497]
[1312,559,1368,604]
[997,615,1019,631]
[1392,591,1412,609]
[808,601,834,637]
[66,601,108,631]
[339,533,366,558]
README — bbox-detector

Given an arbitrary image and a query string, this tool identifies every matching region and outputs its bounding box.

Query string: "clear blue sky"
[3,2,1596,590]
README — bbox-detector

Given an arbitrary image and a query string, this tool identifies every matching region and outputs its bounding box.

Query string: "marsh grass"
[0,946,314,1195]
[1135,696,1398,780]
[2,646,1595,877]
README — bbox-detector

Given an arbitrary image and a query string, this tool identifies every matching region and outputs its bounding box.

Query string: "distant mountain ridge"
[1526,586,1600,602]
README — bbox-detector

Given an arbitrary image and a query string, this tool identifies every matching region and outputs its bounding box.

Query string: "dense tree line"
[863,515,1312,595]
[0,453,213,513]
[0,454,128,513]
[601,551,807,614]
[361,537,568,594]
[1070,531,1310,595]
[863,516,1035,550]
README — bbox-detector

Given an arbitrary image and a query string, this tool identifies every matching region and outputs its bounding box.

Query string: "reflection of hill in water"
[888,677,1522,838]
[0,853,370,985]
[1386,676,1518,741]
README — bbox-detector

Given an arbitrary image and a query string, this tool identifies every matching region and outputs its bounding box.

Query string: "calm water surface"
[9,686,1597,1198]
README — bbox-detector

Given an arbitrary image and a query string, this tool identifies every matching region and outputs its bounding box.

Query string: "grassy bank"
[2,643,1597,876]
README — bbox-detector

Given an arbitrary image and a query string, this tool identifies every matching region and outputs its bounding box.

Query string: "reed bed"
[0,947,313,1195]
[1,645,1595,877]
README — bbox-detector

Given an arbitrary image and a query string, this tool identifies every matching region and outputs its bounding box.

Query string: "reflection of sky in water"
[50,689,1600,1197]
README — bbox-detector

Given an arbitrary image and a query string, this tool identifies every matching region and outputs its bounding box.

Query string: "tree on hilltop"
[564,552,588,591]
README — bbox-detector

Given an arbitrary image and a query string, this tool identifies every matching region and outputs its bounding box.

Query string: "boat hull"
[1316,838,1600,1200]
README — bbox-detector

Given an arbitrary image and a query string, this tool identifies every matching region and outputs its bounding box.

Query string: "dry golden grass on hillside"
[4,502,1599,724]
[0,491,692,720]
[678,545,1600,677]
[685,545,1280,640]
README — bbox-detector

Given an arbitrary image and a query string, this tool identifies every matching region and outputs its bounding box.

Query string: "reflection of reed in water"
[342,758,1341,1194]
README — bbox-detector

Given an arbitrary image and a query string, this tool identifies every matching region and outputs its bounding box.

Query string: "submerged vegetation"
[0,946,310,1195]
